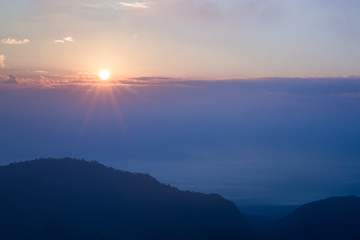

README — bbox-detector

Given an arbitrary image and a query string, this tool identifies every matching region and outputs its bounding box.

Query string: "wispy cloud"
[2,74,18,84]
[120,2,149,9]
[85,1,150,10]
[1,38,30,45]
[78,72,97,75]
[34,70,48,74]
[149,0,283,23]
[54,36,75,44]
[2,73,360,96]
[0,55,5,68]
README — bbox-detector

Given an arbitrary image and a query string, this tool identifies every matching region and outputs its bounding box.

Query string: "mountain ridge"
[0,158,263,240]
[269,195,360,240]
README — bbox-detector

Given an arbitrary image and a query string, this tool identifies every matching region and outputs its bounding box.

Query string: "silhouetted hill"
[270,196,360,240]
[0,158,263,240]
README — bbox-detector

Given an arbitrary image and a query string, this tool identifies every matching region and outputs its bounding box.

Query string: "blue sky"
[1,0,360,205]
[1,77,360,205]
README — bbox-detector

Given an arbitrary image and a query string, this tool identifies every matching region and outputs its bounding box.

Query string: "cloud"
[3,75,18,84]
[150,0,283,23]
[0,55,5,68]
[63,36,74,42]
[120,2,149,9]
[1,38,30,45]
[54,36,75,43]
[4,73,360,96]
[77,72,97,75]
[34,70,48,74]
[86,1,150,10]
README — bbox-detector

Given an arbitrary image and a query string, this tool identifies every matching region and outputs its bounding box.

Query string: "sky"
[1,76,360,205]
[1,0,360,78]
[1,0,360,205]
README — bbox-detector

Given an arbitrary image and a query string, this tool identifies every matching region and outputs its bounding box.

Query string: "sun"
[99,70,110,80]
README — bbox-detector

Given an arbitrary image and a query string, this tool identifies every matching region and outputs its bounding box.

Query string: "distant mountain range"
[270,195,360,240]
[0,158,359,240]
[0,158,263,240]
